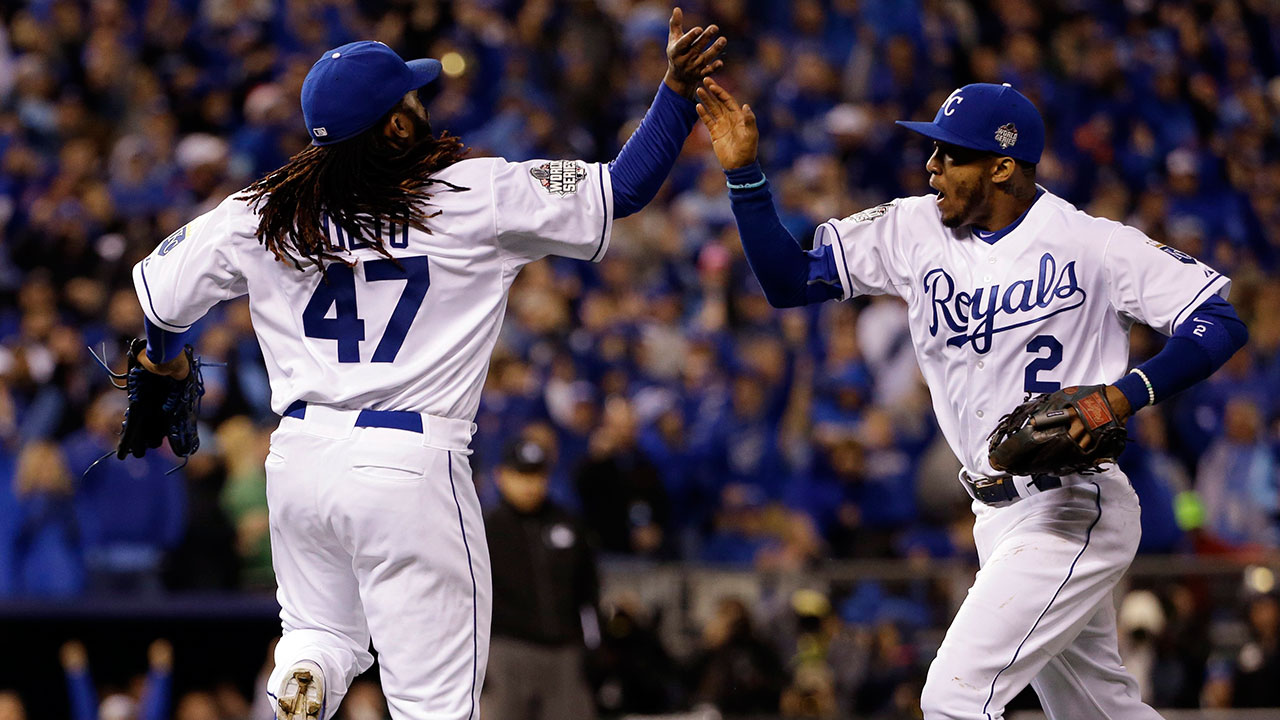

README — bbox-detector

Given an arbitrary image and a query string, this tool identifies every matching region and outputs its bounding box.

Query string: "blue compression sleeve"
[609,83,699,218]
[1114,295,1248,411]
[726,163,842,307]
[144,318,190,363]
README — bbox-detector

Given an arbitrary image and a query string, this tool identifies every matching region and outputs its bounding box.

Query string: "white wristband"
[1130,368,1156,406]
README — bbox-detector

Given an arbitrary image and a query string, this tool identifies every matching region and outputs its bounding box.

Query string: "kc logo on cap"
[942,89,965,116]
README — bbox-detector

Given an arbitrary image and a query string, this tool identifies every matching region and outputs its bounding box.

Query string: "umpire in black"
[482,436,600,719]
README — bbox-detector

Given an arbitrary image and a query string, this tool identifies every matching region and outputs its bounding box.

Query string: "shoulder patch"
[843,200,898,224]
[157,225,188,256]
[530,160,588,196]
[1142,238,1197,265]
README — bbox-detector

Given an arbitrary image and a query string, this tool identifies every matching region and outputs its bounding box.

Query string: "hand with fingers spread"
[695,78,758,170]
[664,7,727,100]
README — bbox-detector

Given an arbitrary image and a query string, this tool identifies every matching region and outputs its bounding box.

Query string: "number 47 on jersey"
[302,255,430,364]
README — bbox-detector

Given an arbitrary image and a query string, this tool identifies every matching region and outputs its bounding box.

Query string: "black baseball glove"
[987,385,1127,477]
[115,338,204,460]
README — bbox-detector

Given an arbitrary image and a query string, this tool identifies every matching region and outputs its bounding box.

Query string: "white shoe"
[275,660,325,719]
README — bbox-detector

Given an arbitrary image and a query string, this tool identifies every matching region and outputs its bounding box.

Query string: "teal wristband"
[727,174,767,191]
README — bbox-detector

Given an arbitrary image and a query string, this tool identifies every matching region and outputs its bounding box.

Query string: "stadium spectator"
[60,639,172,720]
[213,416,272,590]
[161,447,240,592]
[62,391,185,595]
[2,439,82,596]
[772,589,864,719]
[690,596,786,715]
[1196,397,1279,547]
[1232,592,1280,708]
[1120,411,1191,554]
[588,592,684,716]
[700,366,794,501]
[575,395,670,557]
[1117,589,1167,704]
[637,395,711,554]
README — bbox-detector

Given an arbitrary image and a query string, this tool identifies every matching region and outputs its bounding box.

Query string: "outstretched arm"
[697,79,841,307]
[609,8,726,218]
[139,640,174,720]
[61,641,97,720]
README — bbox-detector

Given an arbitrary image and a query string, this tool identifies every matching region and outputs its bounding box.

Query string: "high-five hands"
[664,8,727,100]
[695,79,758,170]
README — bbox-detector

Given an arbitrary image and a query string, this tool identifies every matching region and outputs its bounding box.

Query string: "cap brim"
[895,120,986,152]
[407,58,442,89]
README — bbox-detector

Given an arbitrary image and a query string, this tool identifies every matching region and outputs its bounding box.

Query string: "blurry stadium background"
[1,0,1279,718]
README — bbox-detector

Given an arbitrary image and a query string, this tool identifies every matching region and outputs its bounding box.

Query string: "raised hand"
[148,639,174,672]
[60,640,88,672]
[695,78,758,170]
[664,7,727,100]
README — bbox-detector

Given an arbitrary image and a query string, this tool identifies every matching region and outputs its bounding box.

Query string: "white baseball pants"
[264,406,491,720]
[921,469,1163,720]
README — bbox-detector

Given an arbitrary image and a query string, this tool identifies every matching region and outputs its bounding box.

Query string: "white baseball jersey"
[816,189,1230,480]
[133,157,613,420]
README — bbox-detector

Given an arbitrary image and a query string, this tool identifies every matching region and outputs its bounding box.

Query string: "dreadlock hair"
[239,98,469,272]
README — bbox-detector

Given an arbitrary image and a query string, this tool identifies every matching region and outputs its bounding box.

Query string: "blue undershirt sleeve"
[725,162,843,307]
[1114,295,1248,411]
[144,318,191,363]
[608,83,699,218]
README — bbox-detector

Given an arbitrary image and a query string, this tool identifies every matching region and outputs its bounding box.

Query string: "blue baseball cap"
[896,83,1044,164]
[301,41,442,146]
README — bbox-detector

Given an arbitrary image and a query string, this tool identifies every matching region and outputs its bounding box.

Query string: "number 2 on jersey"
[1023,335,1063,392]
[302,256,431,363]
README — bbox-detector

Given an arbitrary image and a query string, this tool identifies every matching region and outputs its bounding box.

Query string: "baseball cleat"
[276,660,325,719]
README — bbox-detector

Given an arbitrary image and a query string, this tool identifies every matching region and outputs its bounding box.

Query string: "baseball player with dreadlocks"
[696,79,1248,719]
[129,10,725,719]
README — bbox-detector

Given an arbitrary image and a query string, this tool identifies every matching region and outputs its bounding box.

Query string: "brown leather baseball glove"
[987,385,1128,477]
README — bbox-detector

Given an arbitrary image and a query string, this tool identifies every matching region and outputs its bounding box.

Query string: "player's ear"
[385,110,413,142]
[990,156,1017,185]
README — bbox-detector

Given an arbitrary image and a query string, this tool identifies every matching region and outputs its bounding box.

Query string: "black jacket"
[485,499,600,646]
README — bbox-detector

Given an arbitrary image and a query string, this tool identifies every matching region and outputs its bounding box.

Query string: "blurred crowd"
[1,0,1279,715]
[0,578,1275,719]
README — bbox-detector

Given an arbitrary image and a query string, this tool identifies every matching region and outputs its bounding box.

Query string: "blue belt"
[283,400,423,433]
[967,473,1063,505]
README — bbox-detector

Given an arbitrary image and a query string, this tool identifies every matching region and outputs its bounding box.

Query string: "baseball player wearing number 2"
[131,10,724,720]
[697,78,1247,719]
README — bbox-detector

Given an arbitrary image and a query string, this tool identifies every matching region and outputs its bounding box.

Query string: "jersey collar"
[971,187,1046,245]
